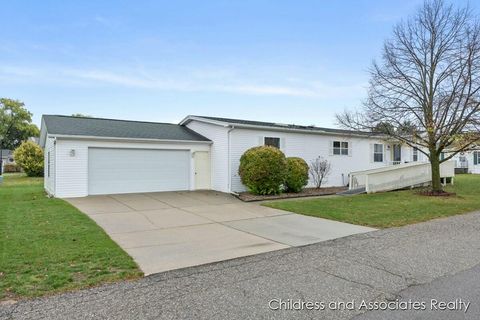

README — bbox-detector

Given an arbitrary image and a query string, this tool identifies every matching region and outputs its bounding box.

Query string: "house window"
[373,144,384,162]
[333,141,349,155]
[413,147,419,162]
[459,155,467,168]
[47,152,51,178]
[474,151,480,165]
[440,152,445,161]
[264,137,280,149]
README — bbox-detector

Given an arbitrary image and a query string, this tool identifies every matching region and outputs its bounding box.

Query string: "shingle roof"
[42,115,211,142]
[192,116,375,136]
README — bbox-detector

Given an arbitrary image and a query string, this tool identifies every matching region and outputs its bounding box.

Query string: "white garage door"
[88,148,190,195]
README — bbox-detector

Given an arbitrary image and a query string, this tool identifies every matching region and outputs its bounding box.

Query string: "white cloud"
[218,84,317,97]
[0,64,366,99]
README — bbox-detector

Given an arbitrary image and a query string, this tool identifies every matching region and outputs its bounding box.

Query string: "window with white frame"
[264,137,280,149]
[333,141,349,155]
[373,144,384,162]
[413,147,419,162]
[474,151,480,165]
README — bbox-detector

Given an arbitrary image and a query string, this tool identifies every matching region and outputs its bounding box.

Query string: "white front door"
[88,148,190,195]
[194,151,211,190]
[392,144,402,164]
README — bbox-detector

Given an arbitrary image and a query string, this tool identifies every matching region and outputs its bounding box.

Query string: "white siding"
[186,121,230,193]
[54,139,210,198]
[472,151,480,174]
[44,137,56,195]
[229,128,392,192]
[451,150,480,174]
[404,146,413,162]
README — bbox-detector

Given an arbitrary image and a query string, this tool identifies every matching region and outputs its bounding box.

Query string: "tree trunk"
[430,155,442,192]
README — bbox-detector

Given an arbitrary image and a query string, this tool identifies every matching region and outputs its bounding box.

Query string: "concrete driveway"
[66,191,374,275]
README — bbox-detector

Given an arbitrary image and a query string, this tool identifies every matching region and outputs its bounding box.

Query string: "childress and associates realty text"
[268,298,471,313]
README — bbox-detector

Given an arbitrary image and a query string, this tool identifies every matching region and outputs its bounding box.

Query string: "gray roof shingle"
[192,116,375,136]
[42,115,210,142]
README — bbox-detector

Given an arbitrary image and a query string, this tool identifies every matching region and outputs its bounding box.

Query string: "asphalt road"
[355,263,480,320]
[2,211,480,320]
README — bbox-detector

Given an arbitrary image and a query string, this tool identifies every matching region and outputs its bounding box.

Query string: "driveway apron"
[66,191,374,275]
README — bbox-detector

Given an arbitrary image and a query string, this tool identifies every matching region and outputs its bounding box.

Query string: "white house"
[450,150,480,174]
[39,115,212,198]
[1,149,15,166]
[40,114,429,198]
[180,116,427,193]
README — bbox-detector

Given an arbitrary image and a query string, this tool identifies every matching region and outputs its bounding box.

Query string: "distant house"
[1,149,16,174]
[450,150,480,174]
[1,149,15,166]
[29,136,40,144]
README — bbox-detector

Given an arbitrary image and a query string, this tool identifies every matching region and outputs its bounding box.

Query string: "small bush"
[3,163,22,173]
[309,157,331,188]
[239,146,287,195]
[13,141,44,177]
[285,157,309,193]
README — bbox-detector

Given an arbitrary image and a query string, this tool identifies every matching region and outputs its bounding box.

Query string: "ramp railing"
[349,161,455,193]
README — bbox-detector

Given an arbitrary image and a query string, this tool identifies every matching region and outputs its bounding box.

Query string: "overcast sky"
[1,0,476,127]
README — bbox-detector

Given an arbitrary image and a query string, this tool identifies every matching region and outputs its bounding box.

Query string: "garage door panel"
[88,148,190,195]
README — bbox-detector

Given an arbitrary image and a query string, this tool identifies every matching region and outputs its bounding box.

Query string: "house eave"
[47,134,213,144]
[229,123,380,138]
[180,115,384,139]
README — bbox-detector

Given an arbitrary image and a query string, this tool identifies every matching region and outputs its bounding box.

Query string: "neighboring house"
[29,136,40,144]
[450,150,480,174]
[1,149,15,167]
[40,114,430,198]
[1,138,39,169]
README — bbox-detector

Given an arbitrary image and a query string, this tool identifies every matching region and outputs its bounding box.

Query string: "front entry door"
[194,151,211,190]
[393,144,402,164]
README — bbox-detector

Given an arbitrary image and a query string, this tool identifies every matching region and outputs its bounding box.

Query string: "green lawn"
[0,174,142,300]
[264,174,480,229]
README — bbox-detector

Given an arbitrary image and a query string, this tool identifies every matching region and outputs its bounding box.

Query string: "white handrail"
[350,161,455,193]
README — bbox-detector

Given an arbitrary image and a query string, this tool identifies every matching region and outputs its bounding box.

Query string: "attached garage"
[39,115,211,198]
[88,148,191,195]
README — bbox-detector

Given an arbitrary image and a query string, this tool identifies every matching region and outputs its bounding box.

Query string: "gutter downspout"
[227,125,235,194]
[53,137,57,197]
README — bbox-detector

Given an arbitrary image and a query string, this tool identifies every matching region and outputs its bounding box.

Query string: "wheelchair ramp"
[349,161,455,194]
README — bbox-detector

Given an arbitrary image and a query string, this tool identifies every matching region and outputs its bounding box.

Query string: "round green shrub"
[239,146,287,195]
[13,141,44,177]
[285,157,309,193]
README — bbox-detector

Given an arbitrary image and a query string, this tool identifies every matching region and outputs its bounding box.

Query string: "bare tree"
[309,157,331,188]
[337,0,480,193]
